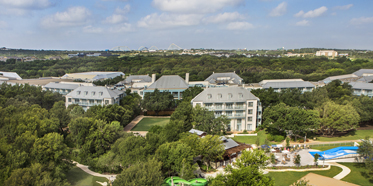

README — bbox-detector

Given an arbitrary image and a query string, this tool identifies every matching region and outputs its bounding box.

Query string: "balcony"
[234,106,246,110]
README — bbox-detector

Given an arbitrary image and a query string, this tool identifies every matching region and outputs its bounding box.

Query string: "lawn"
[340,163,373,186]
[131,117,170,131]
[316,130,373,142]
[67,166,109,186]
[232,130,280,145]
[268,166,342,186]
[309,143,354,151]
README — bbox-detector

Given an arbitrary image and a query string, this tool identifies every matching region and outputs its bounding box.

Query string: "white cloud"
[0,20,8,29]
[104,14,126,24]
[152,0,243,14]
[138,13,203,29]
[203,12,245,23]
[294,6,327,18]
[350,17,373,25]
[333,4,353,10]
[226,21,254,30]
[41,7,91,29]
[295,20,309,26]
[114,4,130,14]
[83,25,104,33]
[109,23,133,33]
[269,2,287,17]
[0,0,52,9]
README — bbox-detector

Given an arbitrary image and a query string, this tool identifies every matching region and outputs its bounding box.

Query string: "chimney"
[185,73,189,84]
[152,74,156,83]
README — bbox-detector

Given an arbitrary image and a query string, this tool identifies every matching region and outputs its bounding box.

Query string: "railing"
[234,106,246,109]
[225,106,234,110]
[235,114,244,117]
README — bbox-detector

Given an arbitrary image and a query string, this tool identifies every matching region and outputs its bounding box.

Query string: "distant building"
[259,79,315,93]
[191,87,262,132]
[205,72,244,86]
[42,82,94,95]
[143,74,189,100]
[321,74,359,84]
[316,50,338,58]
[353,69,373,77]
[65,86,125,110]
[349,82,373,98]
[119,75,152,85]
[61,71,125,82]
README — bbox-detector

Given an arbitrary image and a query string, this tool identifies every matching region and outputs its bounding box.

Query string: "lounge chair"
[282,160,286,164]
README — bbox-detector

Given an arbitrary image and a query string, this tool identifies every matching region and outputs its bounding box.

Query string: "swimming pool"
[309,146,358,160]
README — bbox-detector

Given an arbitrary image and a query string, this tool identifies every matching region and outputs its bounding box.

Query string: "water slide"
[164,177,208,186]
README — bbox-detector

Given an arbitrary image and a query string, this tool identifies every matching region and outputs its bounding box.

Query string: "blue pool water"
[309,146,358,160]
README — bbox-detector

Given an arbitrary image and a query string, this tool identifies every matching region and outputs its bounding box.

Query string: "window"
[247,124,252,131]
[215,111,222,117]
[208,94,212,99]
[105,100,109,105]
[74,99,79,103]
[77,91,81,95]
[215,103,222,109]
[218,94,222,99]
[68,98,72,102]
[89,99,94,104]
[84,91,88,95]
[248,102,254,107]
[227,124,231,132]
[134,91,138,94]
[226,103,233,109]
[140,91,143,95]
[226,111,232,116]
[228,93,233,99]
[248,109,253,114]
[91,91,95,96]
[97,100,102,104]
[247,117,253,121]
[239,93,243,98]
[99,92,103,96]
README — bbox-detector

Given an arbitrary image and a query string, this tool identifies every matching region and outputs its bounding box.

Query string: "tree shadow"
[353,163,373,184]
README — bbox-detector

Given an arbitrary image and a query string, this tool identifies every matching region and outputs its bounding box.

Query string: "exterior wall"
[65,95,123,111]
[265,87,314,93]
[192,100,261,132]
[352,88,373,98]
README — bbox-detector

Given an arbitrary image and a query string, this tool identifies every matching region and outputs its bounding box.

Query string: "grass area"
[268,166,342,186]
[131,118,170,131]
[340,163,373,186]
[317,130,373,142]
[66,166,109,186]
[309,143,354,151]
[232,130,280,145]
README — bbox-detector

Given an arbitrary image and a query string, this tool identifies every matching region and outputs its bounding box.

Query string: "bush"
[274,135,285,142]
[241,130,248,134]
[299,139,304,143]
[267,134,275,141]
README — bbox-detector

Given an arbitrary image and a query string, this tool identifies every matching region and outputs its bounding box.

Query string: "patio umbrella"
[271,149,276,152]
[282,150,289,153]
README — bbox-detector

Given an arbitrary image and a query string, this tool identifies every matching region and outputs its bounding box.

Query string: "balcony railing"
[234,106,246,109]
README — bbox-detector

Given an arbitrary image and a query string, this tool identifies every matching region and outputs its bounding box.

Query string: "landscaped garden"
[341,163,373,186]
[316,129,373,142]
[131,117,170,131]
[66,166,109,186]
[268,166,343,186]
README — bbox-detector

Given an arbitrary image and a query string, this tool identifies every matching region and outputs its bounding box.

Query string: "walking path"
[328,162,351,180]
[123,115,144,132]
[73,161,118,180]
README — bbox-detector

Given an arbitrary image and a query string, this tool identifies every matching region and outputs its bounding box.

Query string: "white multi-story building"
[191,87,262,132]
[65,86,125,110]
[316,50,338,58]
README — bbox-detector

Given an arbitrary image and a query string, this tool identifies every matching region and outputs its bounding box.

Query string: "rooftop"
[353,69,373,77]
[66,86,124,99]
[261,81,315,89]
[205,72,243,85]
[122,75,152,84]
[147,75,188,89]
[0,71,22,80]
[191,87,259,103]
[62,71,124,81]
[43,82,81,89]
[8,78,75,86]
[189,129,206,136]
[259,79,304,86]
[349,82,373,90]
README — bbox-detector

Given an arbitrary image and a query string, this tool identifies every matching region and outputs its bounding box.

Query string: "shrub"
[274,135,285,142]
[267,134,275,141]
[241,130,248,134]
[299,139,304,143]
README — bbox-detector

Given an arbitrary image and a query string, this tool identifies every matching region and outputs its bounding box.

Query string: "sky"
[0,0,372,50]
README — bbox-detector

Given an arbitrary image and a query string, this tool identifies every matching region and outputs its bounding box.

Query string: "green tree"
[198,135,225,171]
[113,158,163,186]
[325,80,352,101]
[49,101,70,131]
[294,154,301,167]
[314,153,320,166]
[182,86,203,102]
[170,101,194,132]
[210,149,274,186]
[141,89,174,115]
[318,101,360,136]
[357,136,373,158]
[193,105,228,135]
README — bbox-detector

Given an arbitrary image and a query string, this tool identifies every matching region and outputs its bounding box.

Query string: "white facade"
[191,87,262,132]
[316,50,338,58]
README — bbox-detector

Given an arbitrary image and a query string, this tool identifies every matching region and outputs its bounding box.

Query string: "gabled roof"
[43,82,80,90]
[205,72,243,84]
[123,75,152,84]
[191,87,259,103]
[147,75,188,89]
[262,81,315,89]
[353,69,373,77]
[223,138,239,150]
[349,82,373,90]
[357,76,373,83]
[62,71,124,80]
[322,74,359,82]
[66,86,124,99]
[0,71,22,80]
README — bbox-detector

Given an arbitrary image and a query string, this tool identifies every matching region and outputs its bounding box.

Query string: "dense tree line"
[2,54,373,83]
[252,80,373,139]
